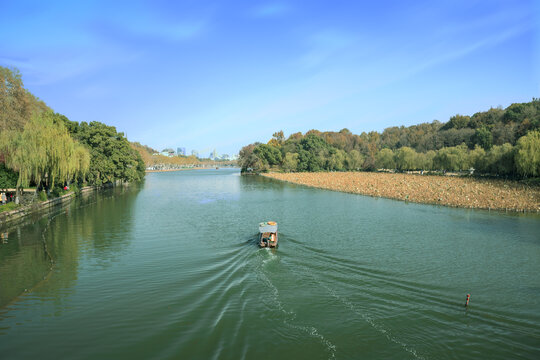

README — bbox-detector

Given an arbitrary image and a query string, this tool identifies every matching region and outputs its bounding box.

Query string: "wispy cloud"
[299,30,357,69]
[293,4,535,100]
[0,56,31,72]
[118,19,208,42]
[29,47,141,87]
[251,3,291,18]
[156,68,354,148]
[2,0,534,155]
[406,25,532,78]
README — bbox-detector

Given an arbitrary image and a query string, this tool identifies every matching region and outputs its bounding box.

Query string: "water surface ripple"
[0,169,539,359]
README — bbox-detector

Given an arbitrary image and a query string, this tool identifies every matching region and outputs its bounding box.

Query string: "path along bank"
[0,185,112,228]
[262,172,540,212]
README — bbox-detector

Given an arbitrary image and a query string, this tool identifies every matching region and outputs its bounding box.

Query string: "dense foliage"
[63,120,146,186]
[240,100,540,178]
[0,111,90,189]
[0,163,18,189]
[0,67,49,132]
[0,66,145,203]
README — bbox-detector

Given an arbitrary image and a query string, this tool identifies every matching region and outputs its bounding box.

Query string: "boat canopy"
[259,221,277,233]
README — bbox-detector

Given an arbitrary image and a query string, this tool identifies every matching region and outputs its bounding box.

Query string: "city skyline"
[159,146,234,159]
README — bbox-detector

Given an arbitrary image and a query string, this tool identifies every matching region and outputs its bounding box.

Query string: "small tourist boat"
[259,221,278,248]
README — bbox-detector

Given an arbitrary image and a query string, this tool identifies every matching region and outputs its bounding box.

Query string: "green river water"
[0,168,539,359]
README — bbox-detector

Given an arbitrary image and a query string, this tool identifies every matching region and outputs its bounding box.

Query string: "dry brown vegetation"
[262,172,540,212]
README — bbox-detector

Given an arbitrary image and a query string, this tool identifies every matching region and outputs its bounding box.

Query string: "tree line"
[0,66,145,203]
[239,99,540,178]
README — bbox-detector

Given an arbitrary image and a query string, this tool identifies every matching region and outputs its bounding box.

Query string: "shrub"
[38,190,47,202]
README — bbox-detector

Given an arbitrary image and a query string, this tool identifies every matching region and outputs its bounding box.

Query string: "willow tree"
[515,130,540,177]
[0,111,90,201]
[394,147,417,171]
[71,143,91,183]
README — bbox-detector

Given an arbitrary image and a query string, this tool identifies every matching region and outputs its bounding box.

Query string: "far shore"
[145,168,203,173]
[262,172,540,213]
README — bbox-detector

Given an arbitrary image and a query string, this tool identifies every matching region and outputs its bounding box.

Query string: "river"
[1,168,539,359]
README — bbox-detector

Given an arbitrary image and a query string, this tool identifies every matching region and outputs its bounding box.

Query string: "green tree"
[470,107,503,128]
[0,111,90,199]
[503,103,525,124]
[0,66,49,131]
[433,145,469,171]
[0,163,18,188]
[300,134,329,152]
[484,144,515,176]
[297,149,321,171]
[415,150,435,171]
[345,150,364,170]
[296,134,332,171]
[74,121,144,185]
[239,143,261,172]
[473,126,493,150]
[254,144,282,167]
[441,114,470,130]
[327,149,347,171]
[282,152,299,172]
[515,130,540,177]
[468,145,486,173]
[375,148,395,169]
[394,147,417,171]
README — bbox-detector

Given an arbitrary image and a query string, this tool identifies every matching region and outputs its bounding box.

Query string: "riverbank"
[145,168,194,174]
[262,172,540,212]
[146,166,237,173]
[0,186,101,228]
[146,168,200,173]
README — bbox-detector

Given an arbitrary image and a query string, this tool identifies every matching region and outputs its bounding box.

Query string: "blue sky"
[1,0,538,156]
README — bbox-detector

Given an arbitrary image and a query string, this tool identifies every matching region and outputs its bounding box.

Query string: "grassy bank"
[262,172,540,212]
[0,202,19,213]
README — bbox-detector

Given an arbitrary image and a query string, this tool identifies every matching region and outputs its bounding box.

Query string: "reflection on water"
[0,186,140,309]
[0,169,539,360]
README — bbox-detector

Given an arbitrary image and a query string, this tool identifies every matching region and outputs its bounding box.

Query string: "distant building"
[177,147,186,156]
[210,149,217,160]
[191,150,199,158]
[160,148,175,157]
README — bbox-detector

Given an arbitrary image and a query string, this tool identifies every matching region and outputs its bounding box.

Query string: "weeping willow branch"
[0,111,90,193]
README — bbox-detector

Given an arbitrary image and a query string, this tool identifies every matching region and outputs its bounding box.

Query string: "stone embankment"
[0,186,97,227]
[262,172,540,212]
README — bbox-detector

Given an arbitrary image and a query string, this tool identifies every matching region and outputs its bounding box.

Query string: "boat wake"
[255,250,337,359]
[293,263,425,360]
